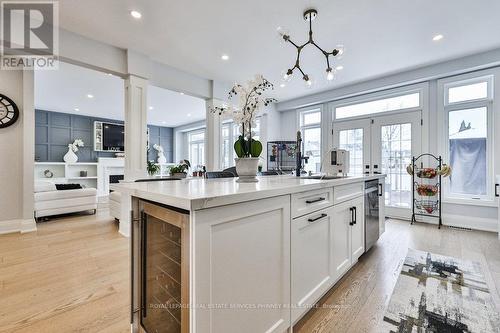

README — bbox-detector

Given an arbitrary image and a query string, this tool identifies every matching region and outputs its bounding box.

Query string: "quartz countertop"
[111,174,385,211]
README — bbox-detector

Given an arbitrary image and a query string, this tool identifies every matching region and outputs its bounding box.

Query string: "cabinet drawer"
[292,187,333,218]
[333,182,364,205]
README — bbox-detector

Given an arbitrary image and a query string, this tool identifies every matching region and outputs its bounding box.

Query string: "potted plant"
[147,160,160,176]
[170,160,191,178]
[64,139,84,163]
[212,75,276,182]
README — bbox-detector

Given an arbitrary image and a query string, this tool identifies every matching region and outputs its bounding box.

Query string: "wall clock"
[0,94,19,129]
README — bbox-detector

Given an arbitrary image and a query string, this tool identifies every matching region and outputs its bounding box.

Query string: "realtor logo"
[1,1,59,69]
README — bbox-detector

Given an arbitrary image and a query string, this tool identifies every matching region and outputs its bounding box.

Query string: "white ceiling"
[35,62,206,127]
[56,0,500,102]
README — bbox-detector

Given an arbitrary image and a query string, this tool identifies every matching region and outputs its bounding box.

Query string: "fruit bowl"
[416,184,439,196]
[415,200,439,213]
[416,168,437,179]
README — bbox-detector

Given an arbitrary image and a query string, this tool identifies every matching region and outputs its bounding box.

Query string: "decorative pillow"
[55,183,83,190]
[34,181,57,193]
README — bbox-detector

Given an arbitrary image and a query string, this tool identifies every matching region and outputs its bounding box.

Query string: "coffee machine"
[323,148,350,177]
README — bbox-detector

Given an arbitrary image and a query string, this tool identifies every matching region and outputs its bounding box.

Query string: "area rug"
[381,249,500,332]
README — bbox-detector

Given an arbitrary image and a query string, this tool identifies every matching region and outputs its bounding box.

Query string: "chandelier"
[278,9,344,88]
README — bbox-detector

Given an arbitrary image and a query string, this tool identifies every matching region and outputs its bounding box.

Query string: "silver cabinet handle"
[308,213,327,223]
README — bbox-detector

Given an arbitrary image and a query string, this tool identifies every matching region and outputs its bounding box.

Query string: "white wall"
[0,69,35,234]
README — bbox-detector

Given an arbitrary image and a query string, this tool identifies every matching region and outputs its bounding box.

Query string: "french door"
[333,111,422,218]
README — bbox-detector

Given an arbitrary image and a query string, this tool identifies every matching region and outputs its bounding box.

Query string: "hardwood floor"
[294,220,500,333]
[0,210,130,333]
[0,215,499,332]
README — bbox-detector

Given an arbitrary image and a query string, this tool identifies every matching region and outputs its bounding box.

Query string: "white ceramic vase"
[63,147,78,163]
[235,157,259,183]
[157,153,167,164]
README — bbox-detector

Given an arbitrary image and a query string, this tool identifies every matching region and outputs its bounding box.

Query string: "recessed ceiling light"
[187,113,192,117]
[180,92,185,95]
[335,65,344,70]
[130,10,142,19]
[162,121,166,124]
[432,34,444,41]
[149,106,154,110]
[87,94,94,99]
[279,83,286,88]
[221,54,229,61]
[107,73,113,76]
[74,108,80,112]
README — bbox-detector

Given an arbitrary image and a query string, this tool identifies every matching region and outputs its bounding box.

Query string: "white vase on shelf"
[63,147,78,163]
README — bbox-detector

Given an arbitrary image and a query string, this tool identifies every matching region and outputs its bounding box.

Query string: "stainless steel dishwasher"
[365,180,380,252]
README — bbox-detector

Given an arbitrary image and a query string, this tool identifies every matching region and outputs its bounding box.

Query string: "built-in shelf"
[35,162,99,189]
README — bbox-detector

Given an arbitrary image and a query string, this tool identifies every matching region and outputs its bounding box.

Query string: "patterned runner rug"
[381,248,500,332]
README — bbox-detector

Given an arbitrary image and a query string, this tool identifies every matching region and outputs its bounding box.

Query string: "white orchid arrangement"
[68,139,84,152]
[212,75,276,158]
[153,144,164,153]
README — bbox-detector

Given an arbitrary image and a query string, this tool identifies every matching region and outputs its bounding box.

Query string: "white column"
[124,75,148,181]
[22,69,36,233]
[205,99,222,171]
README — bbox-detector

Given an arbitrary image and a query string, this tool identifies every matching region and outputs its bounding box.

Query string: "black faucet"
[296,131,309,177]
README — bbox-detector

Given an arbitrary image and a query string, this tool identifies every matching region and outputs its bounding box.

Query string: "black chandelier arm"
[286,37,301,50]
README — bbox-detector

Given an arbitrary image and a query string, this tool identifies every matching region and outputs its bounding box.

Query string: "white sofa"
[109,191,122,220]
[34,181,98,220]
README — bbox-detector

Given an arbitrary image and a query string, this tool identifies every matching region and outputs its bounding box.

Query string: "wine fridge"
[131,199,190,333]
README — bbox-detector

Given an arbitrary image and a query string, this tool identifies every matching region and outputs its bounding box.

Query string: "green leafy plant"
[234,136,263,158]
[170,160,191,174]
[147,160,160,176]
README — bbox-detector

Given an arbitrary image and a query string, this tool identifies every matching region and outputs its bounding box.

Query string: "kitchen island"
[111,174,386,333]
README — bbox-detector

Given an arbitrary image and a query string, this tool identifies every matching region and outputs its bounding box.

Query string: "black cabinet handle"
[496,184,499,197]
[306,197,326,204]
[353,206,357,225]
[349,207,354,226]
[308,213,327,223]
[378,183,383,196]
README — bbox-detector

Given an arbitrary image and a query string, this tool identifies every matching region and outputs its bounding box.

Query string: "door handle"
[496,184,499,197]
[378,183,383,196]
[306,197,325,204]
[130,211,135,324]
[349,207,354,226]
[307,213,327,223]
[353,206,357,225]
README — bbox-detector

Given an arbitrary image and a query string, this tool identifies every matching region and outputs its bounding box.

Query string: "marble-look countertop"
[111,174,386,211]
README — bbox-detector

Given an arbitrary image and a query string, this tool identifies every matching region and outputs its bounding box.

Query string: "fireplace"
[109,174,124,184]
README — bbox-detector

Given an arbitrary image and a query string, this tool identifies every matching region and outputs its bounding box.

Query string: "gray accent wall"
[35,110,173,163]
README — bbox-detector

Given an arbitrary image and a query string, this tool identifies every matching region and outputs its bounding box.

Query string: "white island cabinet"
[112,174,385,333]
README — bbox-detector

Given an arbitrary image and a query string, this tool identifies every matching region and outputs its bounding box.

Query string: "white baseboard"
[408,213,498,233]
[0,218,37,235]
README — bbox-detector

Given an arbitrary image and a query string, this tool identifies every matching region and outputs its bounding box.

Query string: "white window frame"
[187,128,206,167]
[438,72,495,206]
[298,106,323,173]
[332,88,423,122]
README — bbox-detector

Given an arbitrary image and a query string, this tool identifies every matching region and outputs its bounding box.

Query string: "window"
[299,109,321,174]
[221,118,261,169]
[188,129,205,168]
[338,128,363,175]
[441,75,493,201]
[381,123,412,208]
[335,92,420,120]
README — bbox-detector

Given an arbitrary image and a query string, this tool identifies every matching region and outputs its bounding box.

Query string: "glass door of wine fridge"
[132,200,189,333]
